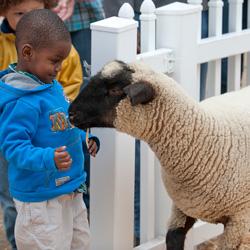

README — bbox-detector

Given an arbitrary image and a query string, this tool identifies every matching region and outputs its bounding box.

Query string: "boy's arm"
[0,101,57,172]
[56,45,83,102]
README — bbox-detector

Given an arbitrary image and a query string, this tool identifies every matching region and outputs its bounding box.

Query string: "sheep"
[69,60,250,250]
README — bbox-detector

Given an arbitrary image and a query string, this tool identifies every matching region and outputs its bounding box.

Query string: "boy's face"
[17,41,71,83]
[4,0,45,30]
[26,41,72,83]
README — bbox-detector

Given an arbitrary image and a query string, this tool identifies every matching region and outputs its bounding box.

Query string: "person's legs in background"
[134,10,141,246]
[81,141,90,210]
[134,139,140,246]
[70,28,92,87]
[70,28,91,65]
[242,0,248,85]
[242,0,247,30]
[221,0,246,93]
[200,9,209,101]
[200,1,242,97]
[0,154,17,250]
[221,0,229,93]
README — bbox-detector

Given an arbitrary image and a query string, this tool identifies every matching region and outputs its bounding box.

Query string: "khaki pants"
[14,193,90,250]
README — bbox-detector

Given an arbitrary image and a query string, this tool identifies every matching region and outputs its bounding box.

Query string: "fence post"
[140,0,156,52]
[155,2,202,100]
[227,0,243,91]
[206,0,224,98]
[90,17,138,250]
[91,17,137,75]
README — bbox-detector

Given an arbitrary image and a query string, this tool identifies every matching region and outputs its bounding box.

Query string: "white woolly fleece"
[110,62,250,249]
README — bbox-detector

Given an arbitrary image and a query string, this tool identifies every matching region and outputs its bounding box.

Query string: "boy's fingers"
[57,151,70,159]
[88,140,96,152]
[55,146,66,152]
[61,161,72,168]
[88,139,93,145]
[62,155,71,161]
[89,145,97,157]
[55,151,66,157]
[58,167,70,171]
[55,153,70,163]
[88,144,94,153]
[57,155,71,163]
[58,159,72,170]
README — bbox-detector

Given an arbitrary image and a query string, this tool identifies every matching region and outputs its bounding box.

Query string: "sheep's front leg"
[166,205,196,250]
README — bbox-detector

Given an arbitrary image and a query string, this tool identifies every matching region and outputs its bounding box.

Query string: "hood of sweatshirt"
[0,68,53,112]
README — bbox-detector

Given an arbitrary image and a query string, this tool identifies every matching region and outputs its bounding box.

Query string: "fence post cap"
[140,0,156,14]
[118,3,135,19]
[90,16,138,33]
[155,2,202,15]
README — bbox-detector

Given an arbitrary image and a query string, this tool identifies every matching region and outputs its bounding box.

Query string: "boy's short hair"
[0,0,57,15]
[15,9,71,51]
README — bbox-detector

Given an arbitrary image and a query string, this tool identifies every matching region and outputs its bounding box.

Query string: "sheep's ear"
[123,81,155,106]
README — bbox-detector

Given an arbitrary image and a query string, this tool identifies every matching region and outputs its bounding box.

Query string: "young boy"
[0,9,99,250]
[0,0,82,101]
[0,1,84,249]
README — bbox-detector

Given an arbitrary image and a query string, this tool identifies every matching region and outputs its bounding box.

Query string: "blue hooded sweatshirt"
[0,68,94,202]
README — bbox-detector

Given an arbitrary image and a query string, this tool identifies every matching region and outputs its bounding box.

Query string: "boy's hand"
[87,139,98,157]
[54,146,72,171]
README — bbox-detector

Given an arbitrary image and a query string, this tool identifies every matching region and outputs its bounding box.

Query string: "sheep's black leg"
[166,216,196,250]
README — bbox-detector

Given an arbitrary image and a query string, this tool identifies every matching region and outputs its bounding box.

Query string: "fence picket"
[206,0,223,98]
[140,0,156,52]
[227,0,243,91]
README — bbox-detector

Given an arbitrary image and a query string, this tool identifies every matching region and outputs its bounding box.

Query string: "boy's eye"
[50,59,59,64]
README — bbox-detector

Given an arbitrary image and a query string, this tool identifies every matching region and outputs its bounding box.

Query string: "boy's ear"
[22,44,33,61]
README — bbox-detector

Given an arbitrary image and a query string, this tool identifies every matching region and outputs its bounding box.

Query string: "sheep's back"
[200,86,250,118]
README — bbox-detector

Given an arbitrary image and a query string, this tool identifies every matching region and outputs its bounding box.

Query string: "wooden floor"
[0,209,11,250]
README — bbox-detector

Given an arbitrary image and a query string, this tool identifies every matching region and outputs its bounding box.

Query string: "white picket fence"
[88,1,250,249]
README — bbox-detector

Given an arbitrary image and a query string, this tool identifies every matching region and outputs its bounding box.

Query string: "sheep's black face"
[69,61,134,130]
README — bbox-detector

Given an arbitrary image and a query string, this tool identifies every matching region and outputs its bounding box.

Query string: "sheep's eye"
[103,88,109,96]
[108,88,123,96]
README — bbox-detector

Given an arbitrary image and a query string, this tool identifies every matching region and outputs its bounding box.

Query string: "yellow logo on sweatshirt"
[49,111,71,131]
